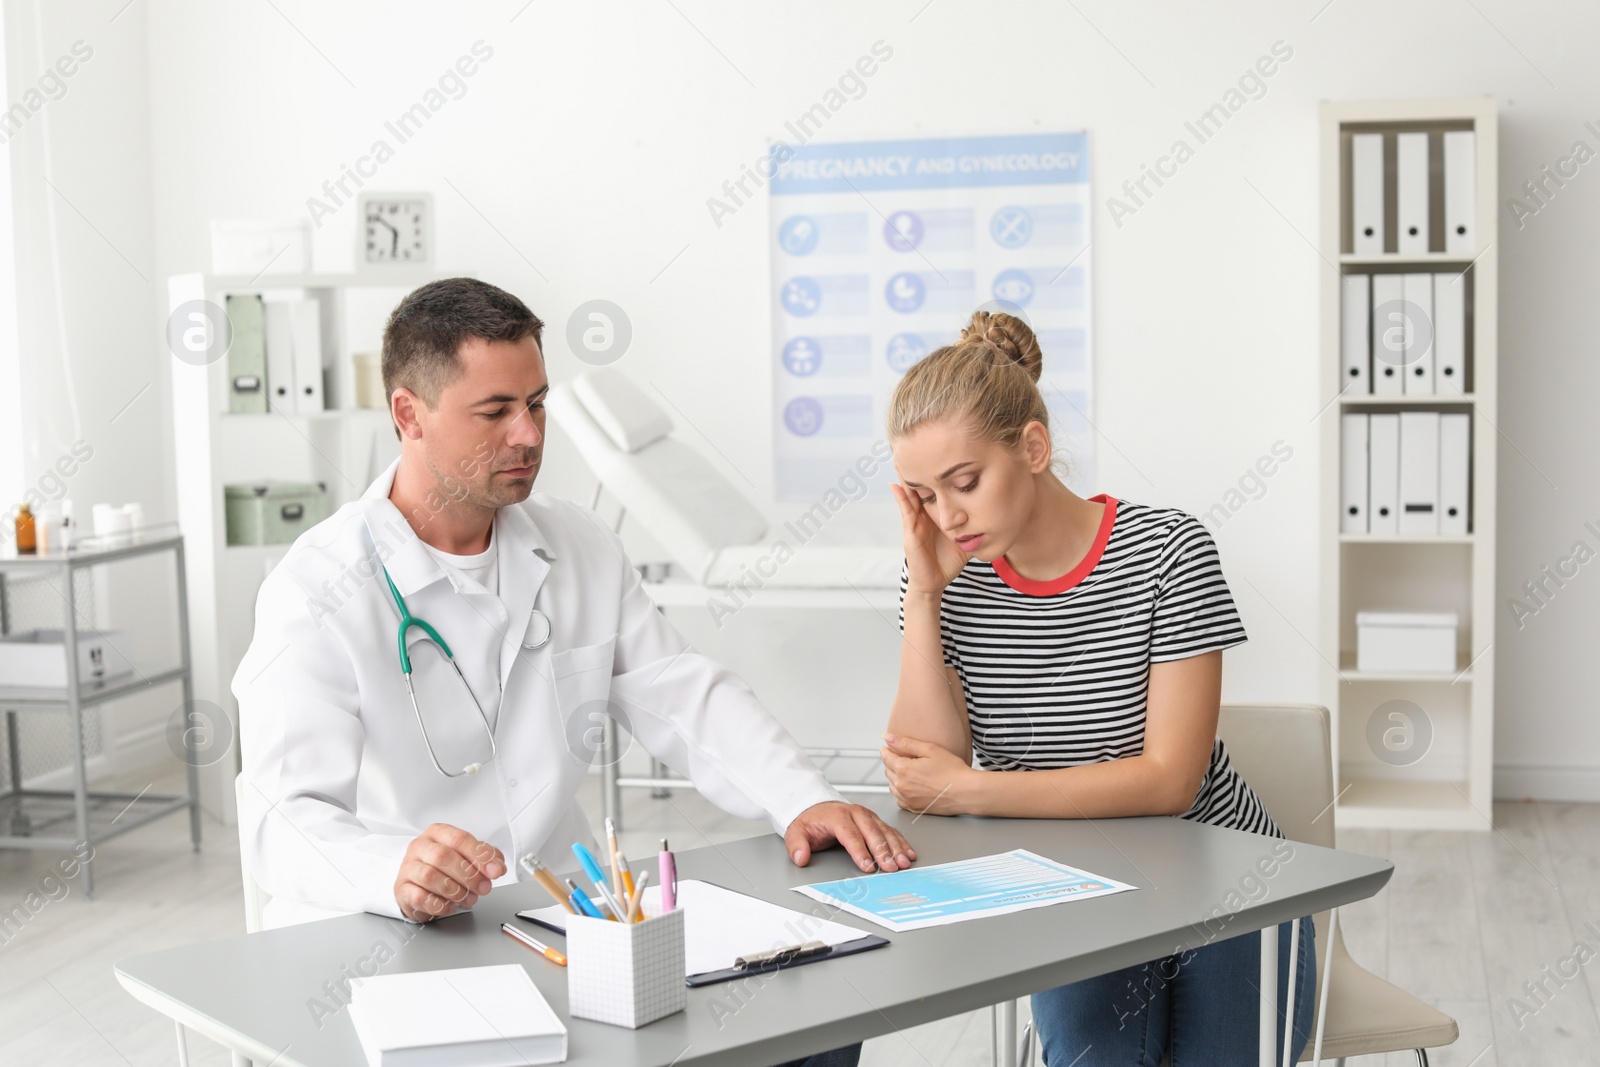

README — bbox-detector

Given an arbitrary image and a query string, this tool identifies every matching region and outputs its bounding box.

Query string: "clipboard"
[680,932,887,987]
[517,879,889,987]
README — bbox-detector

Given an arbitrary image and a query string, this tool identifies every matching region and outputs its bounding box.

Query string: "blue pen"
[572,842,608,887]
[572,842,627,919]
[565,877,604,919]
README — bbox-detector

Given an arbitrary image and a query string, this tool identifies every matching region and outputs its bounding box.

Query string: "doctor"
[233,278,916,946]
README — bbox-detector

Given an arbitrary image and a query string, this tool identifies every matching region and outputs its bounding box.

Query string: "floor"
[1,766,1596,1066]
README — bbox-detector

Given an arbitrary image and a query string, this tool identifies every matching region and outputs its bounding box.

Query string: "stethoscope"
[379,563,550,778]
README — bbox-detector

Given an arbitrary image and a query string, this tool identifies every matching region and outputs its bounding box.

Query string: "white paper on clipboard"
[517,879,871,977]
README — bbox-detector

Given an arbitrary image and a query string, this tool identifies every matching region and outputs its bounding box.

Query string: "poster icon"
[781,277,822,316]
[992,268,1036,307]
[885,272,926,313]
[990,206,1033,248]
[782,337,822,376]
[884,211,924,251]
[784,397,824,436]
[886,333,927,373]
[779,215,820,255]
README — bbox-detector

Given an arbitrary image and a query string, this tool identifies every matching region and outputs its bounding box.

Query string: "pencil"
[520,853,576,914]
[616,847,636,902]
[626,869,651,922]
[604,817,624,899]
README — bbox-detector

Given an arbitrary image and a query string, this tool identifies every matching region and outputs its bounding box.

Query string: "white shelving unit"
[168,269,455,823]
[1318,98,1497,832]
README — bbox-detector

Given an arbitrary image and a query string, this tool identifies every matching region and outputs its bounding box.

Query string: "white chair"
[168,777,264,1067]
[227,774,266,1067]
[1002,704,1458,1067]
[235,772,267,934]
[1217,703,1458,1066]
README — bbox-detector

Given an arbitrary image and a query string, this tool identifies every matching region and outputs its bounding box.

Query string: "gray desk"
[115,800,1391,1067]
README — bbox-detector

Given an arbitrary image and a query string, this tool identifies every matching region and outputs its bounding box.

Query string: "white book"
[348,964,567,1067]
[1439,413,1471,535]
[1444,130,1476,256]
[1341,274,1370,394]
[1368,414,1400,536]
[1341,414,1369,534]
[1433,271,1466,395]
[289,298,326,413]
[263,301,296,412]
[1371,275,1405,395]
[1398,411,1440,536]
[1397,132,1430,255]
[1351,133,1385,255]
[1401,273,1434,394]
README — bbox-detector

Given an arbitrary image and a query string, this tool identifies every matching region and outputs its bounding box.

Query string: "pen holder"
[566,907,686,1028]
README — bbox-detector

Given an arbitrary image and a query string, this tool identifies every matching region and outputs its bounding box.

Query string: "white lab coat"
[233,458,842,928]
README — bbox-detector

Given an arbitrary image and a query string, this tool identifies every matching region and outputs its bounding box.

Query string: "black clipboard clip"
[734,940,829,970]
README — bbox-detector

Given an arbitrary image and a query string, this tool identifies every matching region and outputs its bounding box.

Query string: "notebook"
[347,963,567,1066]
[517,878,887,986]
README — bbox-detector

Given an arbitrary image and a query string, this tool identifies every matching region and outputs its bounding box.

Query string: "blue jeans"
[1031,915,1316,1066]
[773,1043,861,1067]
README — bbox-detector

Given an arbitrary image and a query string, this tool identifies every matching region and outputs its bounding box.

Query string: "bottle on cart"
[14,502,35,553]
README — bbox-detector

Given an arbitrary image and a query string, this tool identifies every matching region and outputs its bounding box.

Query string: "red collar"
[991,494,1117,596]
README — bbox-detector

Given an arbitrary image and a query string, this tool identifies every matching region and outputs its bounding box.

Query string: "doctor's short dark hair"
[381,277,545,439]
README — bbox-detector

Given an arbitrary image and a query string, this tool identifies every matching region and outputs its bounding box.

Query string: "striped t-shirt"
[897,493,1281,838]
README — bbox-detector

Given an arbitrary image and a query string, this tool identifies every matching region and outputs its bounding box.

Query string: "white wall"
[9,0,1599,798]
[3,0,177,775]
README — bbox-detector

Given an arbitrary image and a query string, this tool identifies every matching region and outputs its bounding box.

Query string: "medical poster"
[793,848,1135,933]
[769,131,1095,500]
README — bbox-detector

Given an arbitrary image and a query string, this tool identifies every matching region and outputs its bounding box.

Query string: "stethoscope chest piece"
[523,609,551,650]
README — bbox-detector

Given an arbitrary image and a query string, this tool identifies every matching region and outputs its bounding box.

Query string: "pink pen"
[659,837,677,912]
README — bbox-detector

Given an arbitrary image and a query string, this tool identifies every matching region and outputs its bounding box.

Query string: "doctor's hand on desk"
[393,823,508,922]
[784,801,918,873]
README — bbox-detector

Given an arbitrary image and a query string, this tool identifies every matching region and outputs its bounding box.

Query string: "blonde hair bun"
[886,305,1056,467]
[959,309,1043,383]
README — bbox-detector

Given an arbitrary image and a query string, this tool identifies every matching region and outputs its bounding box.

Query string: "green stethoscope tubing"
[381,564,499,778]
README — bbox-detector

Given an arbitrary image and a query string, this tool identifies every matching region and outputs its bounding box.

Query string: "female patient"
[880,309,1315,1066]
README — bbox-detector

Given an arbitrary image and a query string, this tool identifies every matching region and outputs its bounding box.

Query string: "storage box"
[209,218,311,276]
[566,907,686,1028]
[0,629,134,688]
[224,482,327,545]
[1355,611,1458,673]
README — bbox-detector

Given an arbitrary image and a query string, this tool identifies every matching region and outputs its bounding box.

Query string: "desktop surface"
[115,800,1391,1067]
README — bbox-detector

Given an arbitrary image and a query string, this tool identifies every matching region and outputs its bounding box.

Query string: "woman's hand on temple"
[890,478,973,596]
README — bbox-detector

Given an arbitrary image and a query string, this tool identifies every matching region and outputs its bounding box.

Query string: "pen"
[519,853,576,914]
[573,842,625,920]
[593,878,626,921]
[605,817,625,899]
[501,922,567,966]
[626,869,651,923]
[659,837,677,913]
[565,878,604,919]
[572,842,609,892]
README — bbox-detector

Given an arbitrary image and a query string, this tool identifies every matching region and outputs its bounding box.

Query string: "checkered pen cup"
[566,907,686,1028]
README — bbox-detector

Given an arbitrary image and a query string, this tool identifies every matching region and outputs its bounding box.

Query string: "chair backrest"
[546,370,768,583]
[235,773,268,933]
[1215,702,1335,849]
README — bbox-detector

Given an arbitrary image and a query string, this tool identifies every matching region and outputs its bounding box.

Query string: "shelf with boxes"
[169,269,460,822]
[1340,265,1473,398]
[1319,99,1497,832]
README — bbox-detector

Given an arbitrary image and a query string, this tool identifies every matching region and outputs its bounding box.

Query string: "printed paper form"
[792,848,1135,932]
